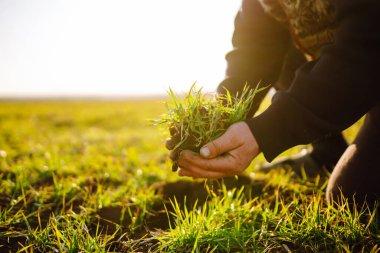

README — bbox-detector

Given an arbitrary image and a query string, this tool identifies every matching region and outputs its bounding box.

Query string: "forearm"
[247,0,380,161]
[218,0,290,113]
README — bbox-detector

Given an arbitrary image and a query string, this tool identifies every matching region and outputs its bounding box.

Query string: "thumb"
[200,124,242,159]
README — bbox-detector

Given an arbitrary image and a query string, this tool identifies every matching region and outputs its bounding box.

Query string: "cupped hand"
[177,121,260,179]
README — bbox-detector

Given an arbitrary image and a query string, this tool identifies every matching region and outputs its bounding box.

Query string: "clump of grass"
[159,83,264,171]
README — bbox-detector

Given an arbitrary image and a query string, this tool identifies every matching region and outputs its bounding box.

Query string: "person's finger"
[169,149,180,161]
[199,124,243,159]
[178,150,242,173]
[178,166,230,179]
[165,134,180,150]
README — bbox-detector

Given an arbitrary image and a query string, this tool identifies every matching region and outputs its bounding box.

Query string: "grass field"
[0,100,379,252]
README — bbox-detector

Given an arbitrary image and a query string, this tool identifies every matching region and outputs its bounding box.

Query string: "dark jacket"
[218,0,380,162]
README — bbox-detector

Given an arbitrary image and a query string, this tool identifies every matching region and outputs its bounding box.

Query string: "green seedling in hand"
[159,83,265,171]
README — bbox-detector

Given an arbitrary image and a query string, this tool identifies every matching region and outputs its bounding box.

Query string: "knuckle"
[180,150,192,160]
[178,152,198,167]
[228,122,242,133]
[169,150,178,161]
[177,158,185,167]
[165,138,173,150]
[177,160,184,167]
[166,134,181,150]
[229,135,240,145]
[178,150,186,159]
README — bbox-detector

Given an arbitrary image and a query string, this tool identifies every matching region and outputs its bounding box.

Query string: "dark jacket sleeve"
[247,0,380,161]
[218,0,290,116]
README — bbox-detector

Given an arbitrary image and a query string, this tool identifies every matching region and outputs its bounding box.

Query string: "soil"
[97,175,266,247]
[3,174,265,252]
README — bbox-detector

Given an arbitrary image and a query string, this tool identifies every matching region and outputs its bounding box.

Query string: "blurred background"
[0,0,240,98]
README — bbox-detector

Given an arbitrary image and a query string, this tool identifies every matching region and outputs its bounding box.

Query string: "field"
[0,100,379,252]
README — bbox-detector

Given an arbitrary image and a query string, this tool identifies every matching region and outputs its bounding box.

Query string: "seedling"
[159,83,264,171]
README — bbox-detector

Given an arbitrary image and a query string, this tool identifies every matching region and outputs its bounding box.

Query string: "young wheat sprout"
[159,83,265,171]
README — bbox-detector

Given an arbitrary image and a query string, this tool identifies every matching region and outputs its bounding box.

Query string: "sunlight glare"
[0,0,241,97]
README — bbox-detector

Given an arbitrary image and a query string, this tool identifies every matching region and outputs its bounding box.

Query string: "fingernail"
[200,146,210,157]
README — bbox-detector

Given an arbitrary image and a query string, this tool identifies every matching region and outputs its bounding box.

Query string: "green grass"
[159,84,263,150]
[0,100,378,252]
[158,84,264,171]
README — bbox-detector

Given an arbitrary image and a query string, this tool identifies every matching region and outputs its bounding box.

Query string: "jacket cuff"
[245,91,337,162]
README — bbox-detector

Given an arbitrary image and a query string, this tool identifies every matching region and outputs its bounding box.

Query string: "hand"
[176,121,260,179]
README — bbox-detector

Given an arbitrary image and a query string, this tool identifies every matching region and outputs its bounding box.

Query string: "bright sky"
[0,0,241,97]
